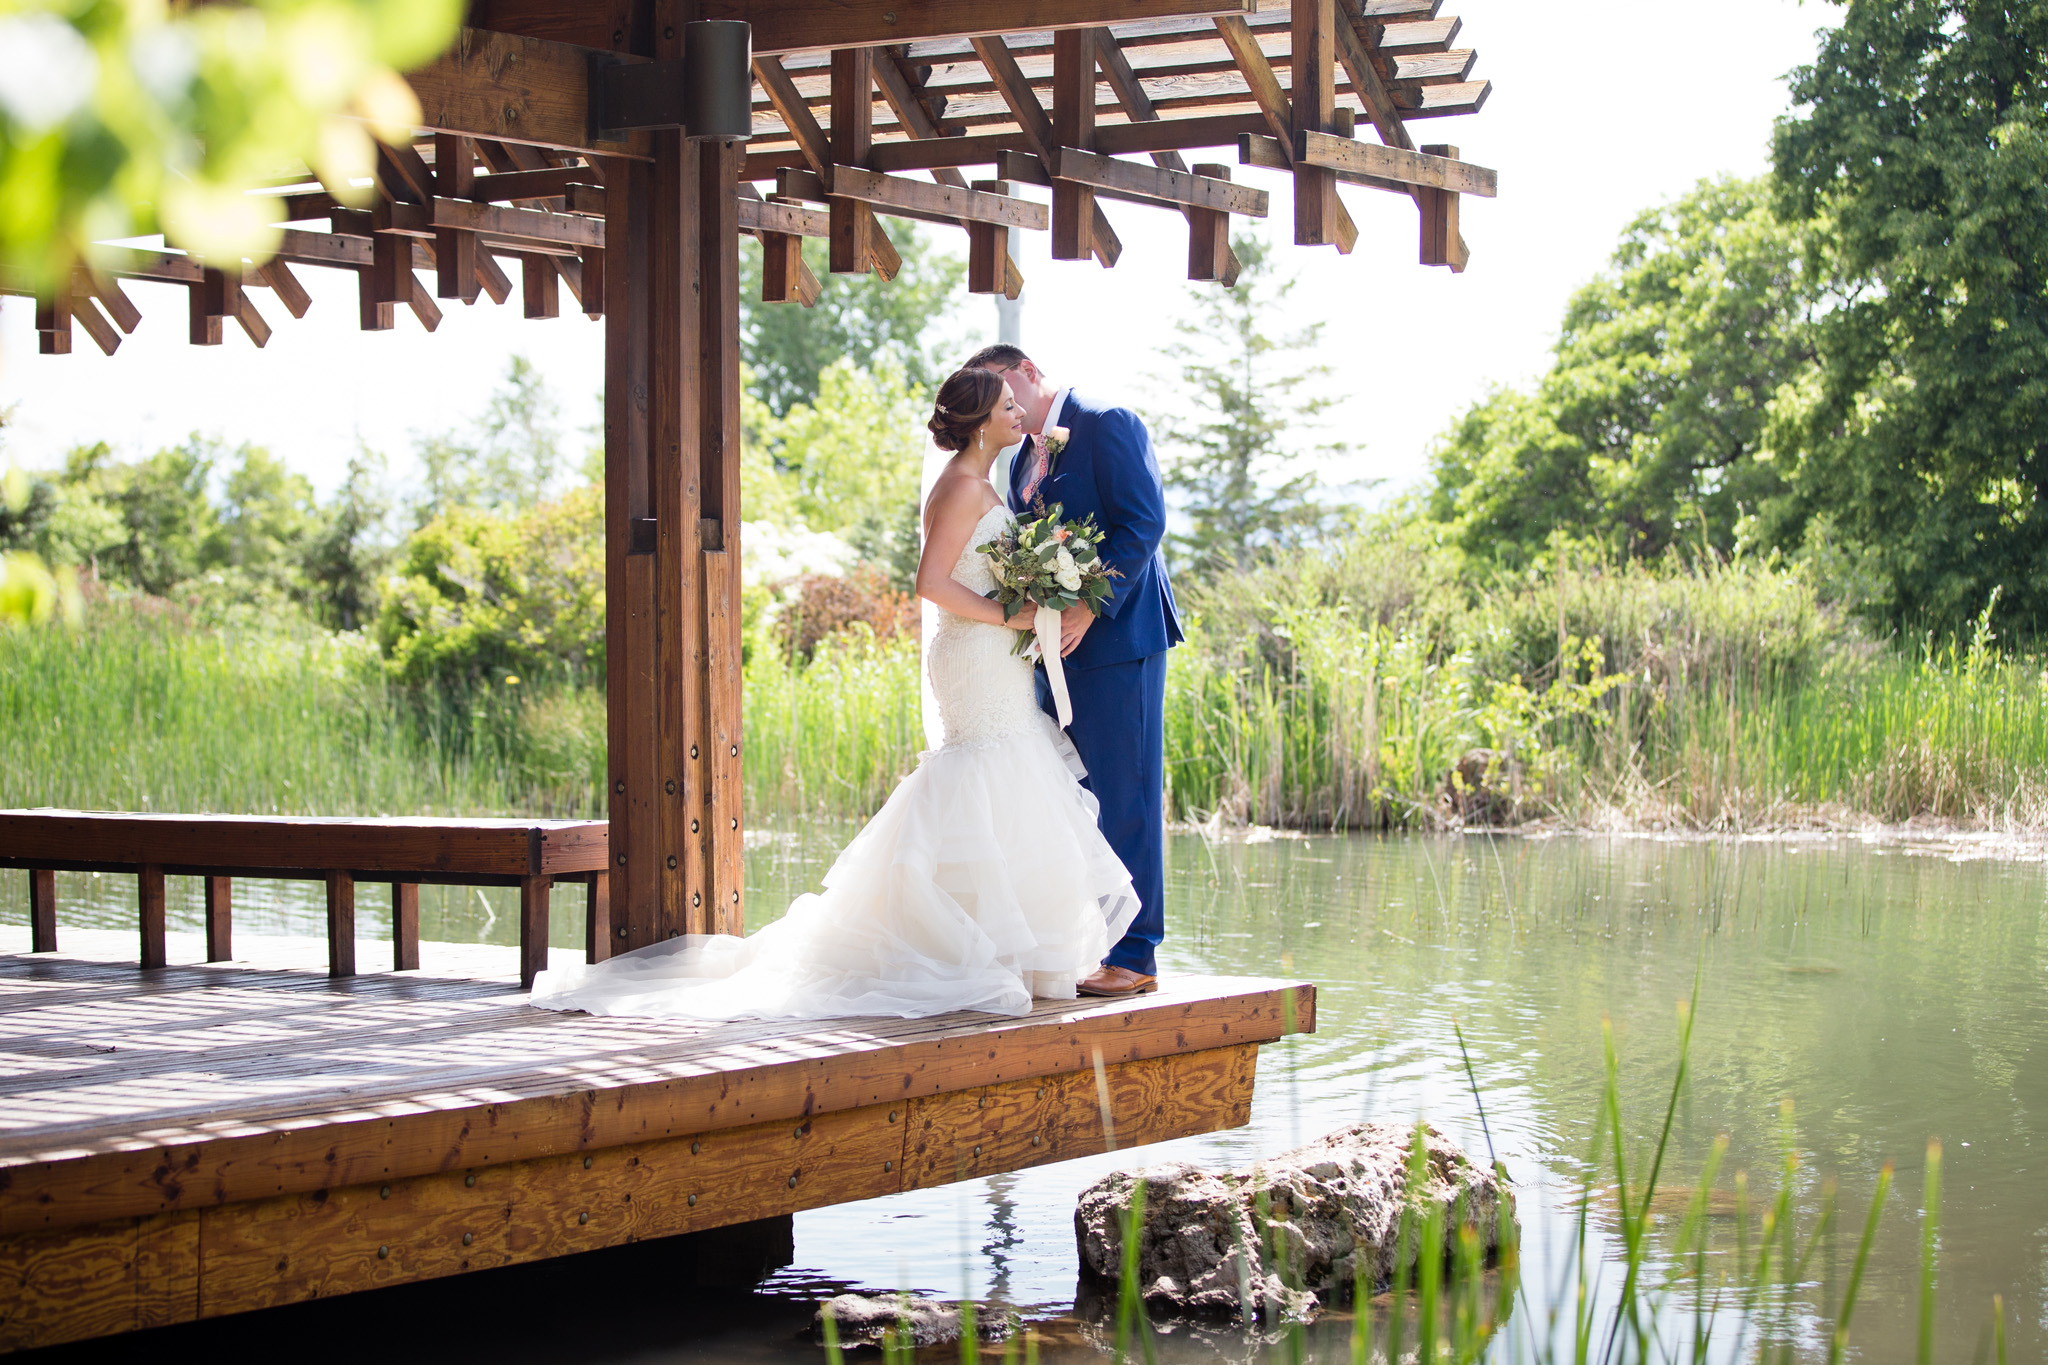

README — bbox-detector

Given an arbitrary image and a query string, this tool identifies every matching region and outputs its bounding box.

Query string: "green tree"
[412,356,565,519]
[213,445,318,595]
[303,448,394,631]
[1152,232,1354,578]
[738,225,966,416]
[1772,0,2048,635]
[91,439,222,595]
[1426,176,1815,567]
[376,485,605,692]
[744,358,928,589]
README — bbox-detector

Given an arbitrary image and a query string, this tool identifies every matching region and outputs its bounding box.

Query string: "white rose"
[1054,547,1082,591]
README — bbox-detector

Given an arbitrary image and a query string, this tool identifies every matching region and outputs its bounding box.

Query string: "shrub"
[773,566,917,662]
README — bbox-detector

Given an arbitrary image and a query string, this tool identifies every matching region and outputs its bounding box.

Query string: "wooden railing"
[0,810,611,987]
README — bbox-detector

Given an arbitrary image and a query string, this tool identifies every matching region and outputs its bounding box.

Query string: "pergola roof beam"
[699,0,1259,57]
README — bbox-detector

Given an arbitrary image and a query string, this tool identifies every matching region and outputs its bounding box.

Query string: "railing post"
[204,876,232,962]
[325,871,355,978]
[138,865,166,968]
[393,883,420,971]
[28,869,56,953]
[519,875,552,988]
[585,873,612,963]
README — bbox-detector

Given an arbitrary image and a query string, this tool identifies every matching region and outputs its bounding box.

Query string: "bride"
[528,368,1140,1020]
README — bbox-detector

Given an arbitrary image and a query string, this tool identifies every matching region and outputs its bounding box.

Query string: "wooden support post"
[1188,164,1233,282]
[69,296,120,355]
[1050,29,1096,262]
[579,248,605,319]
[188,280,223,346]
[654,127,706,945]
[966,216,1009,294]
[325,870,355,978]
[522,254,560,318]
[393,882,420,971]
[34,291,72,355]
[605,152,659,954]
[828,48,875,275]
[138,865,166,969]
[519,875,552,988]
[370,230,409,306]
[701,138,745,935]
[357,268,395,331]
[760,230,805,301]
[28,869,55,953]
[585,872,612,963]
[204,876,232,963]
[1419,143,1466,271]
[1291,0,1341,249]
[435,133,481,303]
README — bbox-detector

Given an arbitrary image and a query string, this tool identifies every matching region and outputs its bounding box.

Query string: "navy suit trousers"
[1040,651,1168,976]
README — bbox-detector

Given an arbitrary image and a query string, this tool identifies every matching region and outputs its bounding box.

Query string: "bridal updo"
[927,367,1006,452]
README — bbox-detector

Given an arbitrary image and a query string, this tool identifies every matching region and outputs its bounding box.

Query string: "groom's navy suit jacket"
[1007,391,1184,670]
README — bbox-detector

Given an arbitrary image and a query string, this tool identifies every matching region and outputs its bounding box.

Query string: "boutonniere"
[1040,426,1070,465]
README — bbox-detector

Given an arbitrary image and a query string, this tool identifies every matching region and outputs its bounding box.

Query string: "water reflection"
[7,830,2046,1361]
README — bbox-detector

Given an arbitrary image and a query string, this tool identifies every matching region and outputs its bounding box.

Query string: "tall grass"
[9,557,2048,832]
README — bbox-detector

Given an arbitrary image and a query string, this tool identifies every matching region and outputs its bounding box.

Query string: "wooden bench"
[0,810,611,987]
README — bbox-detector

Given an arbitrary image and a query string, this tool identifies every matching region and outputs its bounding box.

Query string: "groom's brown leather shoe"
[1077,965,1157,997]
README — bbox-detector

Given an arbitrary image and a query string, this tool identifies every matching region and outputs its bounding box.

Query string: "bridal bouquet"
[977,504,1117,655]
[976,505,1118,728]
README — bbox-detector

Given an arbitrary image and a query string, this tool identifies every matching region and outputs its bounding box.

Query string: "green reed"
[10,569,2048,833]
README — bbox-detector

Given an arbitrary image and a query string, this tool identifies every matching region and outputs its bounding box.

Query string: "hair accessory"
[934,402,950,415]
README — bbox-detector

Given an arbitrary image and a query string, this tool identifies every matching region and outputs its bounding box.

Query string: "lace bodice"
[927,503,1039,747]
[941,503,1008,599]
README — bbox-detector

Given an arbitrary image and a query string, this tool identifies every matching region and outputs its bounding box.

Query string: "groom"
[967,344,1183,997]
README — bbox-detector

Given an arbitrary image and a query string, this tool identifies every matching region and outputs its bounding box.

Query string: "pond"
[11,829,2046,1362]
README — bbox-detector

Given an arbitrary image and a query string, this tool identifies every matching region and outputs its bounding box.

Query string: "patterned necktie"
[1017,435,1051,507]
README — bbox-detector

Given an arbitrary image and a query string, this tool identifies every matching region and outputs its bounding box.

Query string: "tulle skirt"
[527,716,1141,1020]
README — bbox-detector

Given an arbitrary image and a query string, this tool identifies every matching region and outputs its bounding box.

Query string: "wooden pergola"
[7,0,1495,956]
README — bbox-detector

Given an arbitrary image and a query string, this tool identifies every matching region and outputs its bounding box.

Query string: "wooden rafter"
[1092,27,1243,285]
[970,34,1121,267]
[1213,14,1354,253]
[697,0,1259,57]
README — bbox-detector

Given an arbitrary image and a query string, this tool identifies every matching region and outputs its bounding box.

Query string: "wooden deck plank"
[0,930,1313,1236]
[0,1040,1262,1351]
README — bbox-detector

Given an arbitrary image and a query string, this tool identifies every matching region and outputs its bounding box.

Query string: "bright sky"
[0,0,1833,502]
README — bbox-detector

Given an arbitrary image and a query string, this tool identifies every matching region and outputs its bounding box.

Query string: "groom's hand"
[1059,602,1094,656]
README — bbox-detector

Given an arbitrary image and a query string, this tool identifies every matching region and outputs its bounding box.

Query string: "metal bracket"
[589,22,753,142]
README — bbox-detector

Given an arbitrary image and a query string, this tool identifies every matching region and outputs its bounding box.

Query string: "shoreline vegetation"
[6,531,2046,836]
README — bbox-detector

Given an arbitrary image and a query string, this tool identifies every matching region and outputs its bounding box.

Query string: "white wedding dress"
[528,502,1140,1020]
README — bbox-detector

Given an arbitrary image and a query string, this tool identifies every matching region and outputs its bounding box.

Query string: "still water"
[14,830,2048,1362]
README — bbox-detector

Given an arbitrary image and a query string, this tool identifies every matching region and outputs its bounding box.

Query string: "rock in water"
[812,1293,1010,1349]
[1074,1121,1514,1322]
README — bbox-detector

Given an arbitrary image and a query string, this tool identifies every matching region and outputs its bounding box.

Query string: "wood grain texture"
[0,811,608,879]
[203,877,231,964]
[393,883,420,971]
[1294,128,1494,195]
[0,952,1312,1238]
[902,1043,1255,1188]
[693,0,1257,57]
[828,48,876,275]
[27,870,53,954]
[137,867,165,970]
[1051,147,1265,216]
[0,1040,1261,1350]
[405,27,648,157]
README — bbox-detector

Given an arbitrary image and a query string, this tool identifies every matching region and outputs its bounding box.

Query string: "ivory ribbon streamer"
[1034,604,1073,728]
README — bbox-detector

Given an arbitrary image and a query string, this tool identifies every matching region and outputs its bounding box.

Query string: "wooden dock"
[0,927,1313,1353]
